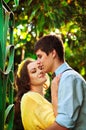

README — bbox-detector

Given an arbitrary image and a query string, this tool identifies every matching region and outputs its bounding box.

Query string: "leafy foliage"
[6,0,86,78]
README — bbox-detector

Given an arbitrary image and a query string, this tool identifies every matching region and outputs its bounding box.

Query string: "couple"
[15,34,86,130]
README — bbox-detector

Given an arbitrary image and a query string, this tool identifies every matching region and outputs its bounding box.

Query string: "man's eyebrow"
[37,54,40,56]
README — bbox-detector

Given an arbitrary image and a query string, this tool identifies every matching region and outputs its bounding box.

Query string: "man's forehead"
[36,49,44,55]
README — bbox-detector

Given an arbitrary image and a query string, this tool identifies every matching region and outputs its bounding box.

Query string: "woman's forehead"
[27,61,37,69]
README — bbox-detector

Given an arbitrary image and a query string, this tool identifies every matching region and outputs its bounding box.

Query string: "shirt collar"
[55,62,71,76]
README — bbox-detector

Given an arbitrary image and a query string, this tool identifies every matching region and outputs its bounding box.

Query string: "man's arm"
[45,122,69,130]
[50,75,70,130]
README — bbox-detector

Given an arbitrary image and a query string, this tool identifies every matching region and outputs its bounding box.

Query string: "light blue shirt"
[55,62,86,130]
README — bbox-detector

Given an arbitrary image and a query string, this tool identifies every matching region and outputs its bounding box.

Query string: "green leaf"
[0,42,3,70]
[29,7,39,22]
[14,0,19,6]
[4,104,14,123]
[4,0,10,3]
[28,0,32,6]
[3,11,10,62]
[37,13,45,34]
[6,45,14,74]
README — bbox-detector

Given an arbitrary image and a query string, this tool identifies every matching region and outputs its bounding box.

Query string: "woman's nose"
[37,59,41,64]
[40,70,44,74]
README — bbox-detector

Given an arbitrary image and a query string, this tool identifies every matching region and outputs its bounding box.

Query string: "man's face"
[36,49,54,73]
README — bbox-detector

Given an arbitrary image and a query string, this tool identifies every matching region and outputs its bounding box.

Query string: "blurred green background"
[2,0,86,130]
[7,0,86,79]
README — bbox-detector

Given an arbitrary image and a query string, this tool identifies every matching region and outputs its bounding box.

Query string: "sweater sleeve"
[34,101,55,129]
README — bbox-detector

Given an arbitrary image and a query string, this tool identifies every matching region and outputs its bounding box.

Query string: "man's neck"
[52,60,64,73]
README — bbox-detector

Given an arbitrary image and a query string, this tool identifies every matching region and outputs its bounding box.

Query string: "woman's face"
[27,61,47,86]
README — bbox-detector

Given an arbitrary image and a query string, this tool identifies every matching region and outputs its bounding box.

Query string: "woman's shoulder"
[21,92,43,103]
[23,91,43,99]
[21,91,51,105]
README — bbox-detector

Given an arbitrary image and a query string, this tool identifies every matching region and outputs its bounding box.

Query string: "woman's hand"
[51,74,61,97]
[51,74,61,116]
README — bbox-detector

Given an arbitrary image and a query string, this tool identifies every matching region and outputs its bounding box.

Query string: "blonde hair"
[17,58,35,78]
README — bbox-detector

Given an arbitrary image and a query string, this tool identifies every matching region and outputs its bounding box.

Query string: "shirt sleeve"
[56,75,83,128]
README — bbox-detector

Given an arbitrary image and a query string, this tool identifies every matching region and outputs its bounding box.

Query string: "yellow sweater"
[21,92,55,130]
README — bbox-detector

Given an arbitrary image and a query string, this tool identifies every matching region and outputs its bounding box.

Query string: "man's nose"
[37,61,44,70]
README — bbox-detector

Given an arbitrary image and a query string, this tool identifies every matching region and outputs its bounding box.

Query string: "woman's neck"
[30,85,44,96]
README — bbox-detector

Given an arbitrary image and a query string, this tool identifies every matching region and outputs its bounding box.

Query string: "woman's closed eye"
[31,68,37,73]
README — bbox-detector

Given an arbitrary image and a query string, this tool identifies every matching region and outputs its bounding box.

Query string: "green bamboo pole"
[0,1,14,130]
[0,0,4,70]
[8,12,14,130]
[0,1,6,130]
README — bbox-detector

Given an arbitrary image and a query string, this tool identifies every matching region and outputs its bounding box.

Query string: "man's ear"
[52,49,57,58]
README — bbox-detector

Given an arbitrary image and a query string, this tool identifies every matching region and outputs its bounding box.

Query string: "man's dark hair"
[34,34,64,61]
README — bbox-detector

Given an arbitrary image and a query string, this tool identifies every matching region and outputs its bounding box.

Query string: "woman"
[15,58,60,130]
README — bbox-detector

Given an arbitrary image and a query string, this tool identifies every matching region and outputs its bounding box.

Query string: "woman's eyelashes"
[31,68,37,73]
[30,66,43,74]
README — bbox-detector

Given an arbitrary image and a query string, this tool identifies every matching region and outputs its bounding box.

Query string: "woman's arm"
[51,75,61,116]
[45,121,69,130]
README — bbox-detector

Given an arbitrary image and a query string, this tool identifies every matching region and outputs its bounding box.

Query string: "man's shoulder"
[61,69,85,83]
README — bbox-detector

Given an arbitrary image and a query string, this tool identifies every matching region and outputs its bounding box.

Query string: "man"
[34,34,86,130]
